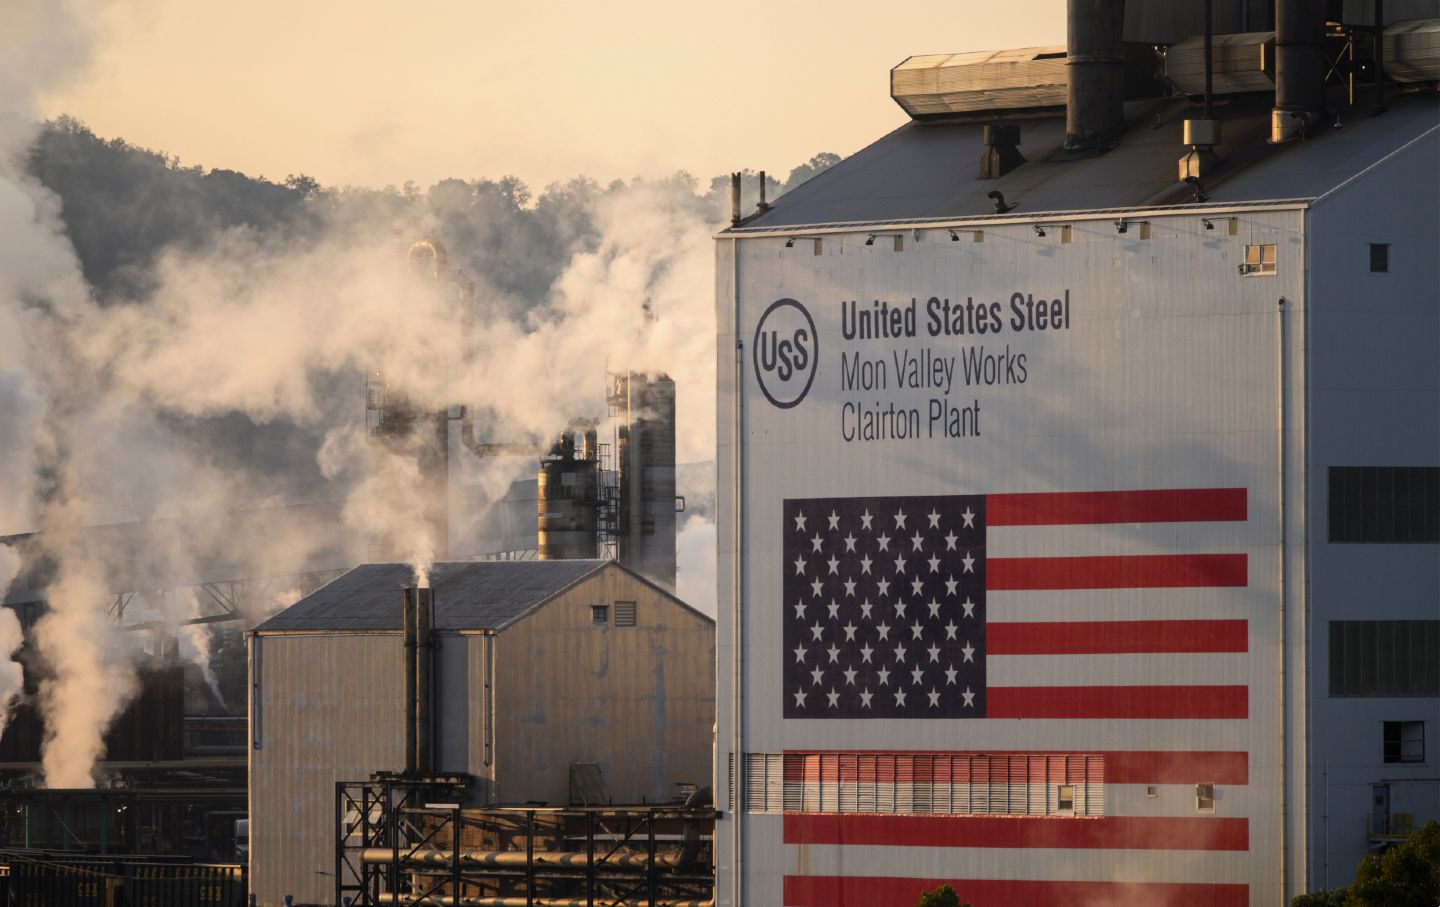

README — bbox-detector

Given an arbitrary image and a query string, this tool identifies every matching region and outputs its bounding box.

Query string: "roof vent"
[1167,32,1276,95]
[1384,18,1440,83]
[891,46,1068,119]
[980,124,1026,178]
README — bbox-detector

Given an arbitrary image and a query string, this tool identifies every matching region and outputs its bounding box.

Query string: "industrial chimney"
[403,586,434,775]
[1064,0,1128,153]
[1271,0,1328,141]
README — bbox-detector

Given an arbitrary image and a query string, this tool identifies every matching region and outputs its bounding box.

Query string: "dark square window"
[591,604,608,626]
[1384,721,1424,763]
[1370,243,1389,273]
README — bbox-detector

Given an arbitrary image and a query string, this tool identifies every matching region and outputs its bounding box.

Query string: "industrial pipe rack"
[336,776,717,907]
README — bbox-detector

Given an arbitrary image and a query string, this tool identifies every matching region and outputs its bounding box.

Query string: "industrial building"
[714,1,1438,904]
[248,559,714,907]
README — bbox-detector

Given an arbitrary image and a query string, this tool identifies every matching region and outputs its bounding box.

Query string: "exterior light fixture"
[1115,220,1129,234]
[949,229,984,243]
[1032,225,1047,238]
[865,233,904,251]
[784,236,824,254]
[1202,219,1216,230]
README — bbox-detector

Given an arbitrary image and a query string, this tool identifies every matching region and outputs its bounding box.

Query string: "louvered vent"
[1167,31,1277,95]
[1385,18,1440,83]
[891,46,1069,118]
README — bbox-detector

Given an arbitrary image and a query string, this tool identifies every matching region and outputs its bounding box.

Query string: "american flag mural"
[765,487,1256,907]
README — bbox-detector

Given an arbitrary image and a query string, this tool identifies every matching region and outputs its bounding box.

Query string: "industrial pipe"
[1064,0,1128,152]
[403,588,418,775]
[360,848,682,870]
[1372,0,1386,114]
[377,896,712,907]
[415,586,434,775]
[1271,0,1328,141]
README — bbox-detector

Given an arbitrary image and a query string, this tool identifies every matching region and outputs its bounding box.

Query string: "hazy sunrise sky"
[39,1,1066,190]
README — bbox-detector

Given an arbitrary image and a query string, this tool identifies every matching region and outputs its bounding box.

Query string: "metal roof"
[253,560,608,633]
[732,93,1439,231]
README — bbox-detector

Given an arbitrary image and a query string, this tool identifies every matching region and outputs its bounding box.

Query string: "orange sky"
[40,1,1065,190]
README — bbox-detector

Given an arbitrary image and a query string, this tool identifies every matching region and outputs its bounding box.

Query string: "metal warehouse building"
[248,560,714,906]
[714,2,1439,905]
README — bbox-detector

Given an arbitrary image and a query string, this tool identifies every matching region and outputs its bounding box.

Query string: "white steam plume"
[0,545,27,736]
[5,1,728,783]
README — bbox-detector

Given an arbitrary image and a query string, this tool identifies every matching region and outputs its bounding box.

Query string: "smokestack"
[1271,0,1328,141]
[403,587,417,774]
[1065,0,1128,153]
[402,586,433,775]
[729,173,742,226]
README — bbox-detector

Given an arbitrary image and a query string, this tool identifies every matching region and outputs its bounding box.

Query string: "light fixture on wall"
[949,229,985,243]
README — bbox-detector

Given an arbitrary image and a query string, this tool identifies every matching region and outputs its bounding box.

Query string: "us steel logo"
[753,297,818,409]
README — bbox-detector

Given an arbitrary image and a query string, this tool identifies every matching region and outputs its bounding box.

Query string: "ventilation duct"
[1168,32,1278,94]
[1384,18,1440,82]
[891,46,1068,118]
[980,125,1026,178]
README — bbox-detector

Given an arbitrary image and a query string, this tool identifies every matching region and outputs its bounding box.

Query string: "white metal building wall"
[716,205,1309,906]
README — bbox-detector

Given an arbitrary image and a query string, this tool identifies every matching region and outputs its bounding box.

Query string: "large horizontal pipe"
[377,896,712,907]
[361,848,681,870]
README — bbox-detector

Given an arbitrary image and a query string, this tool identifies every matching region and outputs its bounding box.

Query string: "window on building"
[1384,721,1425,764]
[1146,785,1158,799]
[1370,243,1389,273]
[1242,243,1277,275]
[1057,784,1075,813]
[1329,466,1440,543]
[615,601,637,627]
[1196,783,1215,813]
[591,604,609,626]
[1330,621,1440,697]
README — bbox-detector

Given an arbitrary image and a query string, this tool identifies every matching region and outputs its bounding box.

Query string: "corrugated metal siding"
[493,565,715,806]
[249,633,404,907]
[715,205,1308,903]
[1303,127,1440,888]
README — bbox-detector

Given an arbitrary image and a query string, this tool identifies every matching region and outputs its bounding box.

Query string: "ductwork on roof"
[890,47,1069,118]
[1384,18,1440,83]
[1168,32,1278,94]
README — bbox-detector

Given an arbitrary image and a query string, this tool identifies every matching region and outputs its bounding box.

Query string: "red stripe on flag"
[987,685,1248,719]
[987,487,1247,525]
[987,554,1247,590]
[1105,750,1249,785]
[784,875,1250,907]
[782,750,1250,785]
[783,813,1249,851]
[988,619,1249,654]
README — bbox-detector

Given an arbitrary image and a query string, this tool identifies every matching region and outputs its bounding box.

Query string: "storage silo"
[536,428,600,560]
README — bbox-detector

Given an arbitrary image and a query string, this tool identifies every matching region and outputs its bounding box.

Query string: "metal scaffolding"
[336,777,716,907]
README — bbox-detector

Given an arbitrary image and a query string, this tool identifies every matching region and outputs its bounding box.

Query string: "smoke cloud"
[2,2,821,783]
